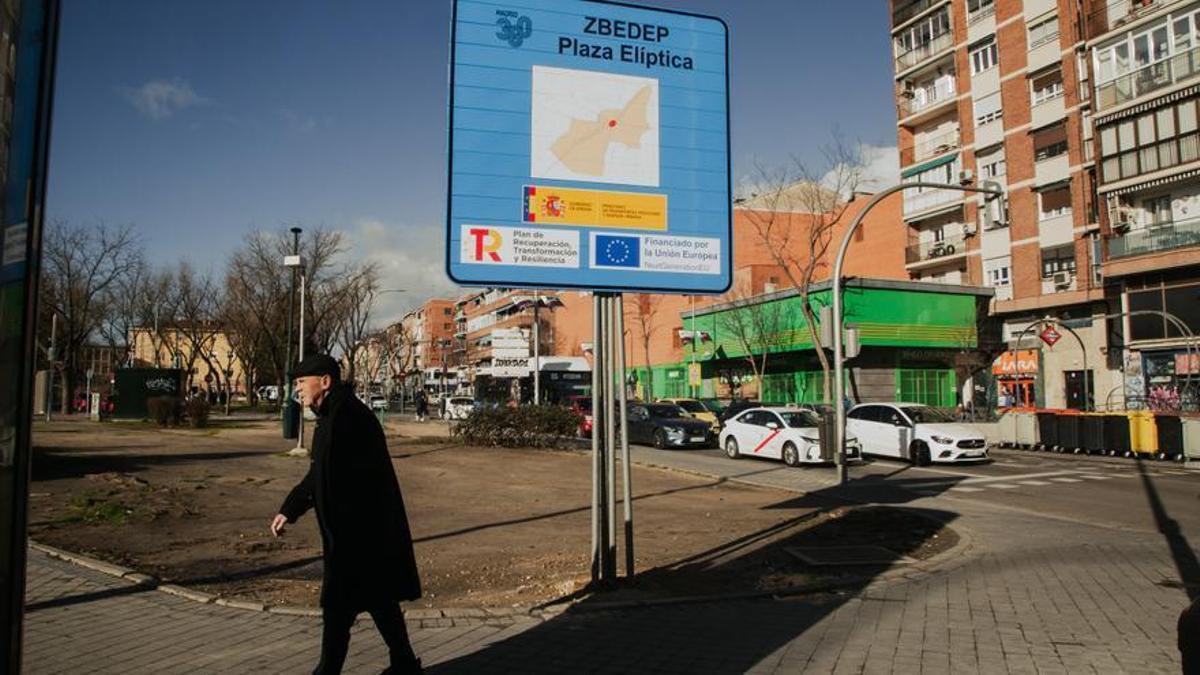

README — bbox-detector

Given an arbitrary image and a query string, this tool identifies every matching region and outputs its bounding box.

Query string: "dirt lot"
[29,415,957,609]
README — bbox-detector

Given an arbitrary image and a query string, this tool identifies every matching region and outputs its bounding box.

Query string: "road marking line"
[1078,474,1112,480]
[894,470,1096,487]
[950,486,984,493]
[988,483,1020,489]
[1018,480,1051,486]
[1050,477,1084,483]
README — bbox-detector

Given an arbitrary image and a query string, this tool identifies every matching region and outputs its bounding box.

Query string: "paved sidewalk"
[21,446,1193,673]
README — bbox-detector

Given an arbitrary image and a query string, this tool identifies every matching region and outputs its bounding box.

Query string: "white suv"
[846,402,988,465]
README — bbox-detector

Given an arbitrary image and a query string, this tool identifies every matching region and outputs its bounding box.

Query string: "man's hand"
[270,514,288,537]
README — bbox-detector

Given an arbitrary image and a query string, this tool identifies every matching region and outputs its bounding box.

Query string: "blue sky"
[48,0,899,319]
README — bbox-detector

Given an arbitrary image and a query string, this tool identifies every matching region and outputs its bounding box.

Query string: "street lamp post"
[833,181,1005,485]
[282,227,302,439]
[288,268,308,457]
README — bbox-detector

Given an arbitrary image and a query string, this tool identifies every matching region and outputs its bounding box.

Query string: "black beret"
[294,354,341,380]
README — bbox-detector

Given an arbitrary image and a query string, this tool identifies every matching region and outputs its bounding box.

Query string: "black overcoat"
[279,384,421,608]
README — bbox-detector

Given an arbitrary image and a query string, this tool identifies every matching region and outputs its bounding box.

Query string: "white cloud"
[343,219,463,326]
[855,144,901,192]
[279,108,319,133]
[123,78,206,120]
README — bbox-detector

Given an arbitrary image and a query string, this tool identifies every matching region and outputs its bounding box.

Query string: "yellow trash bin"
[1128,411,1159,457]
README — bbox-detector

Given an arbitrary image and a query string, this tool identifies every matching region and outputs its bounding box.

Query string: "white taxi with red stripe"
[719,407,862,467]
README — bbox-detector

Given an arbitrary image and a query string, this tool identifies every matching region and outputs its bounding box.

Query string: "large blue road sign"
[447,0,730,294]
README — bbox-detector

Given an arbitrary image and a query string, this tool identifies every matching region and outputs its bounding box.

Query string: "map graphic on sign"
[531,66,660,187]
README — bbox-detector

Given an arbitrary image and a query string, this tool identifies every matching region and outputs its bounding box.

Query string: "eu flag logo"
[595,235,640,268]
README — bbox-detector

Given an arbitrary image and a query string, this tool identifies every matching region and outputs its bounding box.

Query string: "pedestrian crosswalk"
[897,462,1196,497]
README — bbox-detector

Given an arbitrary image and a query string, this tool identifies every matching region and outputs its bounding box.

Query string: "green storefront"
[676,279,996,408]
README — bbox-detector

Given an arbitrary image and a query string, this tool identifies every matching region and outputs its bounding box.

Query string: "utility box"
[111,369,184,420]
[818,414,837,461]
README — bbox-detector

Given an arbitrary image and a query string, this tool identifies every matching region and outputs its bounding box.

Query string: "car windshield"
[646,405,685,419]
[675,400,707,413]
[572,398,591,411]
[903,406,955,424]
[699,399,724,413]
[779,411,820,428]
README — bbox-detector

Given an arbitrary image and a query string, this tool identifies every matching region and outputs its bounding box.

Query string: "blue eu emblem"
[595,235,640,268]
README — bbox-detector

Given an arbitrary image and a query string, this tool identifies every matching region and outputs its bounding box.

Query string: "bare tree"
[97,256,149,366]
[385,321,416,398]
[332,263,381,386]
[169,263,222,394]
[717,287,788,401]
[625,294,660,398]
[223,227,346,393]
[39,221,142,412]
[297,229,348,356]
[740,134,865,402]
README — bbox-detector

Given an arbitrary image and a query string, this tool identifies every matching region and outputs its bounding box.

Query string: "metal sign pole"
[615,294,634,577]
[533,291,540,405]
[590,293,603,583]
[604,294,618,579]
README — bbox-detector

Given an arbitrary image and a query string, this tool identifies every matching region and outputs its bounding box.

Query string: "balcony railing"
[1041,274,1078,295]
[895,31,954,73]
[913,129,960,161]
[893,0,942,26]
[1109,217,1200,258]
[905,233,967,265]
[967,3,996,24]
[898,77,956,117]
[1085,0,1168,37]
[903,186,963,216]
[1097,44,1200,110]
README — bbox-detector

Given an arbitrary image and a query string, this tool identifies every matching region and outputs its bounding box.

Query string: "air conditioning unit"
[958,169,974,185]
[1052,271,1073,289]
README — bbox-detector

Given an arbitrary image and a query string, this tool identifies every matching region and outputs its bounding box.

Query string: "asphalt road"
[636,442,1200,538]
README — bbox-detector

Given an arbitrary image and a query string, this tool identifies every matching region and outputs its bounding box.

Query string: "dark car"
[699,398,724,416]
[717,400,763,427]
[627,403,713,449]
[566,395,593,437]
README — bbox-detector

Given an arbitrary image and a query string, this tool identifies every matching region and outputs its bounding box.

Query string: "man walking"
[271,354,422,674]
[414,389,428,422]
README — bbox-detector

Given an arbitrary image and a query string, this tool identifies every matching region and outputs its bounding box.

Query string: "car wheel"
[782,442,800,467]
[653,429,667,449]
[725,437,740,459]
[910,441,930,466]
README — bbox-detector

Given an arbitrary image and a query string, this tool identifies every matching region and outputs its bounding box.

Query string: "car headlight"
[930,434,954,445]
[664,427,685,436]
[801,436,819,444]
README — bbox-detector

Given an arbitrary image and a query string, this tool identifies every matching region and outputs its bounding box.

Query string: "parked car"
[717,400,762,428]
[566,395,593,437]
[720,407,861,466]
[698,398,724,416]
[846,402,989,465]
[657,397,720,432]
[369,394,388,412]
[627,403,713,449]
[443,396,476,420]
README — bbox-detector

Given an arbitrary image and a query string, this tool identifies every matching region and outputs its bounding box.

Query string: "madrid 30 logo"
[496,10,532,48]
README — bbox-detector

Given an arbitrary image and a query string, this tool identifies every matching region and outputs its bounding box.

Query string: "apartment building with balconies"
[891,0,1117,409]
[1089,0,1200,406]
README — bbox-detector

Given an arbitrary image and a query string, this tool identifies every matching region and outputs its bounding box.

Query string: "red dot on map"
[608,120,617,127]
